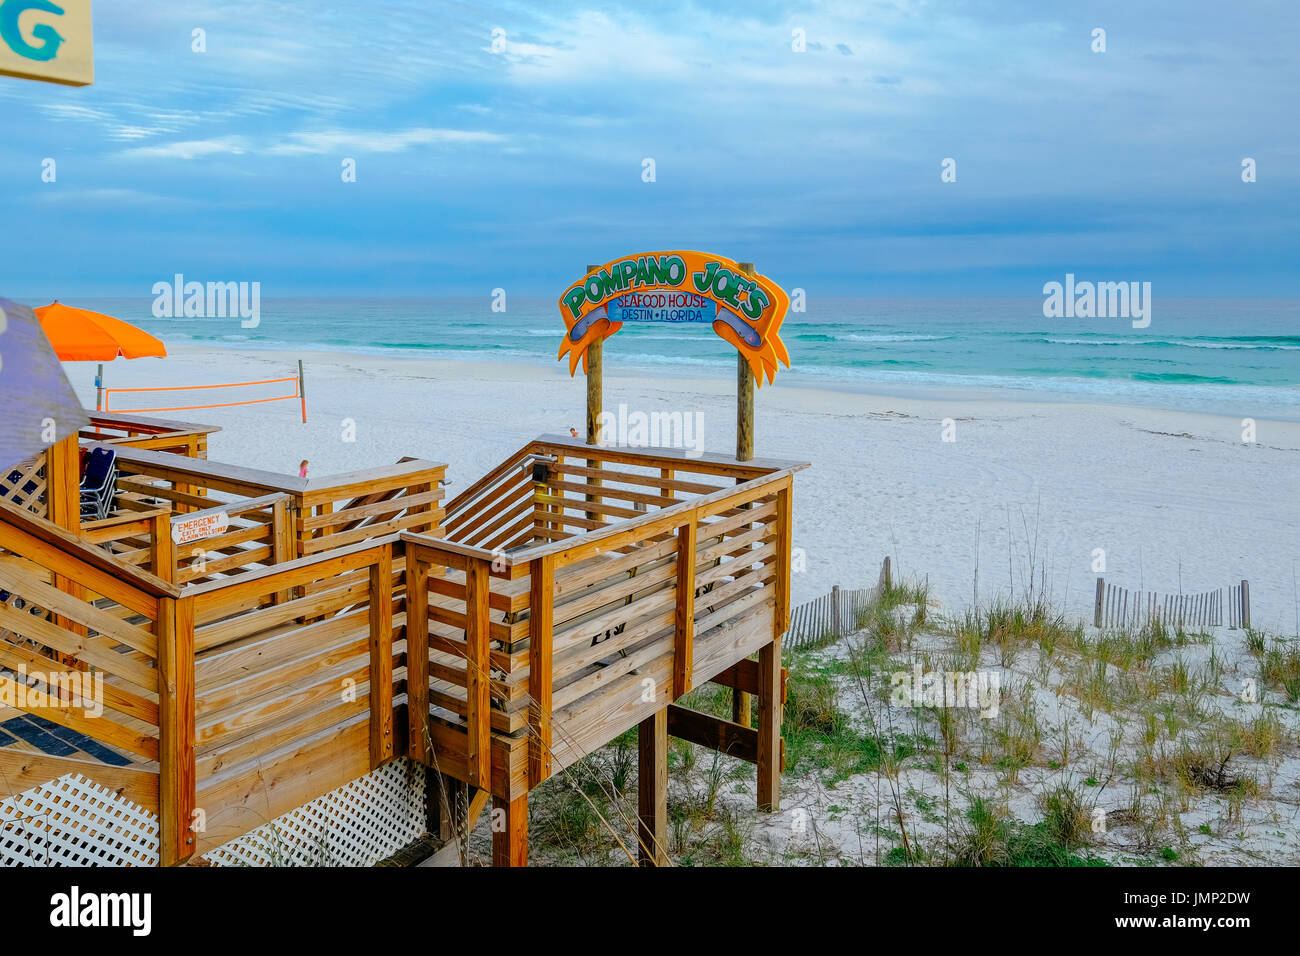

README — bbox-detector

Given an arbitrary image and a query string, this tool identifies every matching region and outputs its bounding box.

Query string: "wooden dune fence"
[783,584,875,651]
[1094,577,1251,630]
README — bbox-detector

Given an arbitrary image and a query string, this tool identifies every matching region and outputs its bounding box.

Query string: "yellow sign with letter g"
[0,0,93,86]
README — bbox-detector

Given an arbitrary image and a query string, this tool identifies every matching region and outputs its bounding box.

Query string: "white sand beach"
[73,345,1300,636]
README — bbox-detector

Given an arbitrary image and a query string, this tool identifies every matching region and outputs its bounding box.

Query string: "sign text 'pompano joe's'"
[558,251,791,386]
[0,0,94,87]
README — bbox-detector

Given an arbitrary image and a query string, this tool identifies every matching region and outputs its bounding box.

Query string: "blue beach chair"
[79,447,119,521]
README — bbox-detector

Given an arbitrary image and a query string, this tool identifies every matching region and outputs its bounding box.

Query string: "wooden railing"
[170,494,294,585]
[405,440,800,795]
[81,507,173,577]
[0,499,182,857]
[104,444,445,564]
[187,538,399,857]
[2,415,216,533]
[80,411,220,459]
[79,494,293,586]
[443,435,789,550]
[442,442,540,551]
[298,458,443,557]
[0,495,405,865]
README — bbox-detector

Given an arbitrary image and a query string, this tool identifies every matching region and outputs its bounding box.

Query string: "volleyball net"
[98,365,308,422]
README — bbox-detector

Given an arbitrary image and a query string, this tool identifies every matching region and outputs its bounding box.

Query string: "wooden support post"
[271,497,292,603]
[427,773,468,845]
[756,636,782,812]
[732,685,752,728]
[732,685,752,726]
[44,434,81,533]
[298,359,308,423]
[736,262,756,462]
[775,481,792,638]
[158,596,196,866]
[406,556,431,764]
[637,708,669,867]
[492,794,528,867]
[369,546,394,767]
[1094,577,1105,628]
[736,355,754,463]
[465,557,492,791]
[528,555,554,787]
[673,518,697,699]
[585,264,605,523]
[586,343,603,445]
[150,511,174,583]
[1241,580,1251,630]
[731,495,754,723]
[831,584,842,639]
[46,436,85,661]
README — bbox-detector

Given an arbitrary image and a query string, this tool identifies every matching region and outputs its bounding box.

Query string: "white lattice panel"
[0,773,159,867]
[0,759,427,867]
[202,759,427,867]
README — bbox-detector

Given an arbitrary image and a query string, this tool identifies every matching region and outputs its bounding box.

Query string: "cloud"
[120,136,249,160]
[28,187,190,206]
[266,128,504,156]
[40,104,115,123]
[114,127,502,161]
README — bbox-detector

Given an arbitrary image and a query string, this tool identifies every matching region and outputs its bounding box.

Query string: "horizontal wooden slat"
[0,675,157,761]
[0,560,158,657]
[302,488,444,530]
[0,603,158,692]
[0,639,159,725]
[0,750,158,808]
[547,465,721,497]
[666,704,758,763]
[301,510,439,555]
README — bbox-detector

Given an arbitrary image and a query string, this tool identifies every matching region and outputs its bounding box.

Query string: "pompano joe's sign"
[558,251,791,386]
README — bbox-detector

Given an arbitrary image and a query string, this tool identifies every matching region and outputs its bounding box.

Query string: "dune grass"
[517,570,1297,867]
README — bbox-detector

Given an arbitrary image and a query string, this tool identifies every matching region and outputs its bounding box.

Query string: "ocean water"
[75,296,1300,420]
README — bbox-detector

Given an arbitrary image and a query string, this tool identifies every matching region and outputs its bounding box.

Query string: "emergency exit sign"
[0,0,93,86]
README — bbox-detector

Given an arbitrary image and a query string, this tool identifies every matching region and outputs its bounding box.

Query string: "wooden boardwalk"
[0,426,807,867]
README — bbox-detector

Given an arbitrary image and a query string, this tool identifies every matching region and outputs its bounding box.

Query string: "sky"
[1,0,1297,298]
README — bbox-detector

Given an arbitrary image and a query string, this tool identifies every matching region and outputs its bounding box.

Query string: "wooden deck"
[0,427,806,866]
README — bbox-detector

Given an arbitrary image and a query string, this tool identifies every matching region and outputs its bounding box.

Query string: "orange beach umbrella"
[34,302,167,361]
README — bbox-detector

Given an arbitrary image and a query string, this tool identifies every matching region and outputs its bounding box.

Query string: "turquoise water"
[74,296,1300,419]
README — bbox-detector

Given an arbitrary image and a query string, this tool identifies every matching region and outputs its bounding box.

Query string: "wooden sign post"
[0,0,94,86]
[736,263,757,462]
[584,265,603,446]
[584,265,603,521]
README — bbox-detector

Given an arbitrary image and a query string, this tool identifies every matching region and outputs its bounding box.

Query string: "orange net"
[102,375,305,418]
